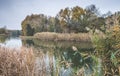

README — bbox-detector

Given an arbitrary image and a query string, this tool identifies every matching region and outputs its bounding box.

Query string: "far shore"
[20,32,103,42]
[20,32,105,42]
[20,36,36,40]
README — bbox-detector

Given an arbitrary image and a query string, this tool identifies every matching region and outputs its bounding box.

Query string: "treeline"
[8,30,21,37]
[21,4,120,36]
[0,26,7,35]
[0,26,21,36]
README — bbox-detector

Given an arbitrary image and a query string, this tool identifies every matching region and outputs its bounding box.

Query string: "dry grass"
[34,32,92,42]
[0,47,55,76]
[0,47,35,76]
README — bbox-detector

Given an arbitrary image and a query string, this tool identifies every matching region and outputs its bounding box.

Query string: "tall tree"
[58,7,72,33]
[22,24,34,36]
[71,6,87,32]
[85,4,104,33]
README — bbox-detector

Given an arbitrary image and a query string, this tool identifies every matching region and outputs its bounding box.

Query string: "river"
[0,36,119,76]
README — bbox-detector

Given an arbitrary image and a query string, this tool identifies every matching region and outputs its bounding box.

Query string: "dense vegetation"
[91,25,120,75]
[0,47,35,76]
[22,5,116,36]
[21,5,120,36]
[1,4,120,76]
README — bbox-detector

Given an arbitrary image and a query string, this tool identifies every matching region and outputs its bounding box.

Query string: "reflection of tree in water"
[22,39,34,46]
[48,45,99,76]
[22,39,102,76]
[56,46,95,76]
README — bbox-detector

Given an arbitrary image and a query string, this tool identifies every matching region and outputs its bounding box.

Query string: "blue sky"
[0,0,120,30]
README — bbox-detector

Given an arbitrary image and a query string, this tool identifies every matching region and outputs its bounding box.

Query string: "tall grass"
[0,47,55,76]
[0,47,35,76]
[34,32,92,42]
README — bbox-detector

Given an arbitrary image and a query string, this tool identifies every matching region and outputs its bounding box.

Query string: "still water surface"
[0,37,118,76]
[0,37,22,48]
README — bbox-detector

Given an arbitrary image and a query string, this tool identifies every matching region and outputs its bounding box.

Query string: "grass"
[0,47,55,76]
[34,32,93,42]
[0,47,35,76]
[0,46,119,76]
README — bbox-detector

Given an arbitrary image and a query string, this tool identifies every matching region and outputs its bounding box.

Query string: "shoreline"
[20,32,105,42]
[35,32,92,42]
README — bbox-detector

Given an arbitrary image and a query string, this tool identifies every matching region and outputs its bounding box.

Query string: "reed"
[34,32,92,42]
[0,47,35,76]
[0,47,56,76]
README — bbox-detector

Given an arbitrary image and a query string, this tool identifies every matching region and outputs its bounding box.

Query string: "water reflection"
[0,36,22,48]
[22,39,103,76]
[0,37,119,76]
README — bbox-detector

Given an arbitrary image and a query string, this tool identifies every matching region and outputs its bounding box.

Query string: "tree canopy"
[21,5,120,36]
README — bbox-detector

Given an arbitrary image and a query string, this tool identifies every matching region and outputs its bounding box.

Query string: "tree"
[57,6,88,33]
[71,6,88,32]
[0,26,7,34]
[21,14,48,35]
[22,24,34,36]
[58,7,72,33]
[85,4,105,33]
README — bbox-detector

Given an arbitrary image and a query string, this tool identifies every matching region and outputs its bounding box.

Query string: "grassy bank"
[20,36,35,40]
[34,32,93,42]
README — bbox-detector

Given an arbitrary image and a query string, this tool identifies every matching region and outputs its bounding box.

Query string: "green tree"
[71,6,88,32]
[22,24,34,36]
[57,6,88,33]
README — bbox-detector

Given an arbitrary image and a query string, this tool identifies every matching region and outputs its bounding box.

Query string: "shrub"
[92,25,120,75]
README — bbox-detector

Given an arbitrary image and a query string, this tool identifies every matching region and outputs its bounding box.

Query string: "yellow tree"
[58,7,72,33]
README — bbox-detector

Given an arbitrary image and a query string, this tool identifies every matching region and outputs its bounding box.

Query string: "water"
[0,37,22,48]
[0,37,119,76]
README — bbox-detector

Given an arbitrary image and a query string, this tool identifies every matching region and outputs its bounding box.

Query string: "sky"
[0,0,120,30]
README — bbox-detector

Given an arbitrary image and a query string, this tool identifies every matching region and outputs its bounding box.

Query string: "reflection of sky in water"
[0,37,22,48]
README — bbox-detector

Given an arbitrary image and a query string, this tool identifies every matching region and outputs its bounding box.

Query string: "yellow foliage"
[111,25,120,49]
[112,25,120,32]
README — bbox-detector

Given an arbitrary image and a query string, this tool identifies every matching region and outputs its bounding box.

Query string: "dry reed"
[34,32,92,42]
[0,47,55,76]
[0,47,35,76]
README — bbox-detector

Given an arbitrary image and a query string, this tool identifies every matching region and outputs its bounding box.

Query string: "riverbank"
[21,32,105,42]
[20,36,35,40]
[34,32,92,42]
[0,34,7,36]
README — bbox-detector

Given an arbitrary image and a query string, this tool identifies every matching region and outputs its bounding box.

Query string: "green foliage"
[21,5,108,35]
[8,30,21,37]
[57,6,88,33]
[92,25,120,76]
[21,14,61,36]
[110,51,118,66]
[22,24,34,36]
